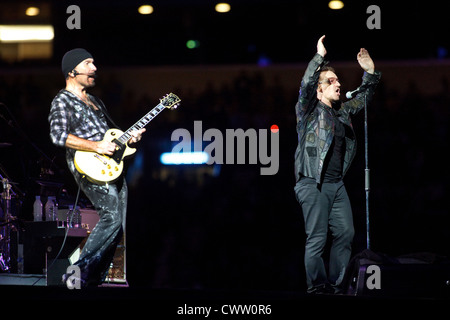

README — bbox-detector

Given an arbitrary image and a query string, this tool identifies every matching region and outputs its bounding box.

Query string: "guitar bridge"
[94,154,108,165]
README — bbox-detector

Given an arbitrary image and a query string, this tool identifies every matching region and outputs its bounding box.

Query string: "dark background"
[1,0,449,292]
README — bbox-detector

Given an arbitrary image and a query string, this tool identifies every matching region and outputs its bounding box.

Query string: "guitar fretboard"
[117,103,166,144]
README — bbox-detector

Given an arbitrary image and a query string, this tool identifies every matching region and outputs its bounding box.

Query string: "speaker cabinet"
[345,250,450,299]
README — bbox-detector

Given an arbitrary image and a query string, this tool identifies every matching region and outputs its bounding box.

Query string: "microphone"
[345,87,362,99]
[72,70,97,78]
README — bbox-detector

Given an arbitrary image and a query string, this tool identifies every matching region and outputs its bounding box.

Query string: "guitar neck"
[117,103,166,144]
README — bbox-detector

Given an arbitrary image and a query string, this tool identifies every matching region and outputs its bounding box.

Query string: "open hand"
[317,35,326,57]
[357,48,375,74]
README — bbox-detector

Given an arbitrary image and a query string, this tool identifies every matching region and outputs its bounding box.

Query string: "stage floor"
[0,278,448,317]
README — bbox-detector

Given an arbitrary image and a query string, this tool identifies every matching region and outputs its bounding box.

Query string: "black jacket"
[294,53,381,184]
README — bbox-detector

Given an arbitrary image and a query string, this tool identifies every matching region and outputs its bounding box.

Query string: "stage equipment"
[345,250,450,298]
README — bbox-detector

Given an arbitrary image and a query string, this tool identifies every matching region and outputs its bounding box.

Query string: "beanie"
[61,48,93,77]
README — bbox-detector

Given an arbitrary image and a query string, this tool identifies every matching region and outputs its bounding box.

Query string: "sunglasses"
[319,77,340,85]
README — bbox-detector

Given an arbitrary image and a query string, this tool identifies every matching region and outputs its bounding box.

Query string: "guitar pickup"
[111,139,125,164]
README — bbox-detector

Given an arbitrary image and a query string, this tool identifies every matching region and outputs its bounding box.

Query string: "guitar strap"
[90,95,122,130]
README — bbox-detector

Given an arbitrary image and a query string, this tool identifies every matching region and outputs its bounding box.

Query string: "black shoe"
[307,283,335,295]
[332,286,346,295]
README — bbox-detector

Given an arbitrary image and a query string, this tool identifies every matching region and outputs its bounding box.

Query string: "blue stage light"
[160,152,209,165]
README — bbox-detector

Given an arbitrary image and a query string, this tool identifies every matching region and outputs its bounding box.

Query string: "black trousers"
[74,177,127,286]
[294,178,354,292]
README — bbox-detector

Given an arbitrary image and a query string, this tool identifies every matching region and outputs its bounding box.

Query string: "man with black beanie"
[49,48,145,287]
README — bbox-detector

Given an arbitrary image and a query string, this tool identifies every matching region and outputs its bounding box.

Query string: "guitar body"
[73,93,180,184]
[74,128,136,184]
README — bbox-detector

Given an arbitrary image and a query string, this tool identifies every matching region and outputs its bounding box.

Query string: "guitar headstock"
[160,93,181,110]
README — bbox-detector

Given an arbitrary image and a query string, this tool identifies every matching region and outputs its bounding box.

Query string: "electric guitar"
[74,93,181,184]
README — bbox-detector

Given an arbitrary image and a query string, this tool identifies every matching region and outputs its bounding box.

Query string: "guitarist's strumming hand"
[66,133,116,156]
[96,140,117,156]
[94,128,145,155]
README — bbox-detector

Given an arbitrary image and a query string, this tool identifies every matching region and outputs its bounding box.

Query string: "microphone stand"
[363,94,370,250]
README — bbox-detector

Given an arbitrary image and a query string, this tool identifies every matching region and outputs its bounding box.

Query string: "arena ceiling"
[0,0,447,66]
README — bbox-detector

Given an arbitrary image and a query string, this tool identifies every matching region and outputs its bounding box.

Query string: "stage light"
[138,5,154,15]
[215,3,231,13]
[328,1,344,10]
[25,7,40,16]
[0,25,54,42]
[160,152,209,165]
[186,40,200,49]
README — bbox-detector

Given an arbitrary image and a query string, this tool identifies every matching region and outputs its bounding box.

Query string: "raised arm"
[295,35,328,122]
[342,48,381,114]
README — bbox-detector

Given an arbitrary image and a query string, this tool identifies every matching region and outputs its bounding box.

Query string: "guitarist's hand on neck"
[129,128,146,144]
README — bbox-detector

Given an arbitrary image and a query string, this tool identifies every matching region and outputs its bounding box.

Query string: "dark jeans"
[294,178,354,293]
[74,177,127,286]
